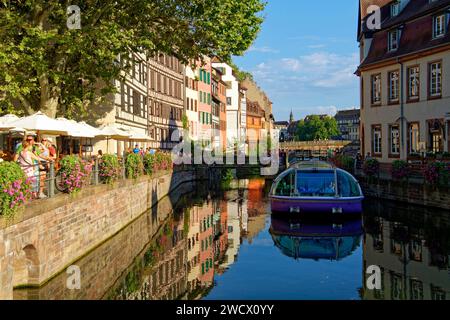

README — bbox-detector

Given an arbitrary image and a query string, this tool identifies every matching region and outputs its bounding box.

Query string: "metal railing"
[42,158,123,199]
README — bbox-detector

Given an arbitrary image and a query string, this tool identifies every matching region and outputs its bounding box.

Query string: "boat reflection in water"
[270,216,363,261]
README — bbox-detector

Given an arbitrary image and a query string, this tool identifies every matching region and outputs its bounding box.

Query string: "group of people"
[129,144,157,157]
[13,134,57,199]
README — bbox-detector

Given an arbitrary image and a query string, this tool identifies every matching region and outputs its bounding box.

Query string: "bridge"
[279,140,352,152]
[279,140,353,167]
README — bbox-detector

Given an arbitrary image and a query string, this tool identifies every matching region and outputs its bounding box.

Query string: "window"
[389,125,400,155]
[273,170,295,196]
[391,1,400,17]
[429,62,442,97]
[297,171,336,197]
[388,71,400,103]
[372,126,382,155]
[371,74,381,104]
[433,14,446,38]
[388,29,399,52]
[407,66,420,100]
[430,131,443,153]
[408,123,420,154]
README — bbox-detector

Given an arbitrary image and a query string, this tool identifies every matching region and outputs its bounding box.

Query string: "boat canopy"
[271,164,363,198]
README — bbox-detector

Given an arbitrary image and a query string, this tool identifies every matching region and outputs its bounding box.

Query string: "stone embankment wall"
[0,169,202,300]
[359,178,450,210]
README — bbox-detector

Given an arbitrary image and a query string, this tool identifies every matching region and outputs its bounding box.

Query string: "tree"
[296,115,339,141]
[0,0,266,118]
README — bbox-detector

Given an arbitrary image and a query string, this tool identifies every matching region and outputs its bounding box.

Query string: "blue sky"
[234,0,360,122]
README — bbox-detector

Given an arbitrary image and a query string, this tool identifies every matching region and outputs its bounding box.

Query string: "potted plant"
[0,161,32,219]
[59,155,93,194]
[363,158,380,183]
[125,153,144,179]
[391,160,409,181]
[423,161,449,187]
[99,154,121,184]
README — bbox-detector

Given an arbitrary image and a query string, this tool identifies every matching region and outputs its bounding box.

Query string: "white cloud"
[280,58,302,71]
[316,106,338,116]
[247,46,279,54]
[307,44,326,49]
[251,51,359,89]
[292,106,338,118]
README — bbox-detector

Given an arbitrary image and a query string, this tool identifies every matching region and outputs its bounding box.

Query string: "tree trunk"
[38,72,59,118]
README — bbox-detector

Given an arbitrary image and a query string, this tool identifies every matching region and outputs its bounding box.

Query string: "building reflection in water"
[362,200,450,300]
[105,178,269,300]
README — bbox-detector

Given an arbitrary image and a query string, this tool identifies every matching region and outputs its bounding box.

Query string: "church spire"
[289,109,294,124]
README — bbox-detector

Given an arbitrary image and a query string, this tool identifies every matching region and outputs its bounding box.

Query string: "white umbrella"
[121,128,151,142]
[0,114,20,124]
[10,111,69,135]
[0,114,20,131]
[0,123,15,131]
[98,124,131,153]
[56,117,95,138]
[78,121,103,138]
[98,124,131,140]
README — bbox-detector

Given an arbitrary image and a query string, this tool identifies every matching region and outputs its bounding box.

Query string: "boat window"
[296,170,336,197]
[274,171,295,196]
[337,170,361,197]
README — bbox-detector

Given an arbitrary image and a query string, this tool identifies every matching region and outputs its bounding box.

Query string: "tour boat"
[269,160,364,215]
[270,217,363,261]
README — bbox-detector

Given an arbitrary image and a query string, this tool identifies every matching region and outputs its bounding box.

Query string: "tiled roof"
[359,0,450,68]
[360,0,392,20]
[335,109,360,118]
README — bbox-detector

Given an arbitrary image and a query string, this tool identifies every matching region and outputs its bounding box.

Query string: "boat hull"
[270,196,364,215]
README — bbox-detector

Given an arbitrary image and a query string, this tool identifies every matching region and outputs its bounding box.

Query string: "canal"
[14,178,450,300]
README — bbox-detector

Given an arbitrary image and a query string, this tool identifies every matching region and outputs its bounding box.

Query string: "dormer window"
[388,29,399,51]
[391,1,400,17]
[433,14,447,38]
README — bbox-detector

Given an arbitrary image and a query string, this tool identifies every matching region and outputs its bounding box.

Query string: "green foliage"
[296,115,339,141]
[221,168,234,190]
[331,155,355,173]
[59,155,93,194]
[0,161,31,217]
[143,152,172,175]
[99,154,121,184]
[391,160,409,181]
[143,154,155,175]
[125,153,144,179]
[363,159,380,178]
[0,0,265,117]
[423,162,449,187]
[182,114,189,131]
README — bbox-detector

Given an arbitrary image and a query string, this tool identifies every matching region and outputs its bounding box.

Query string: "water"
[14,179,450,300]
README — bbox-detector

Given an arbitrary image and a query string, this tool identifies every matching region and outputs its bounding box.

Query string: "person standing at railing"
[16,140,44,199]
[35,138,56,199]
